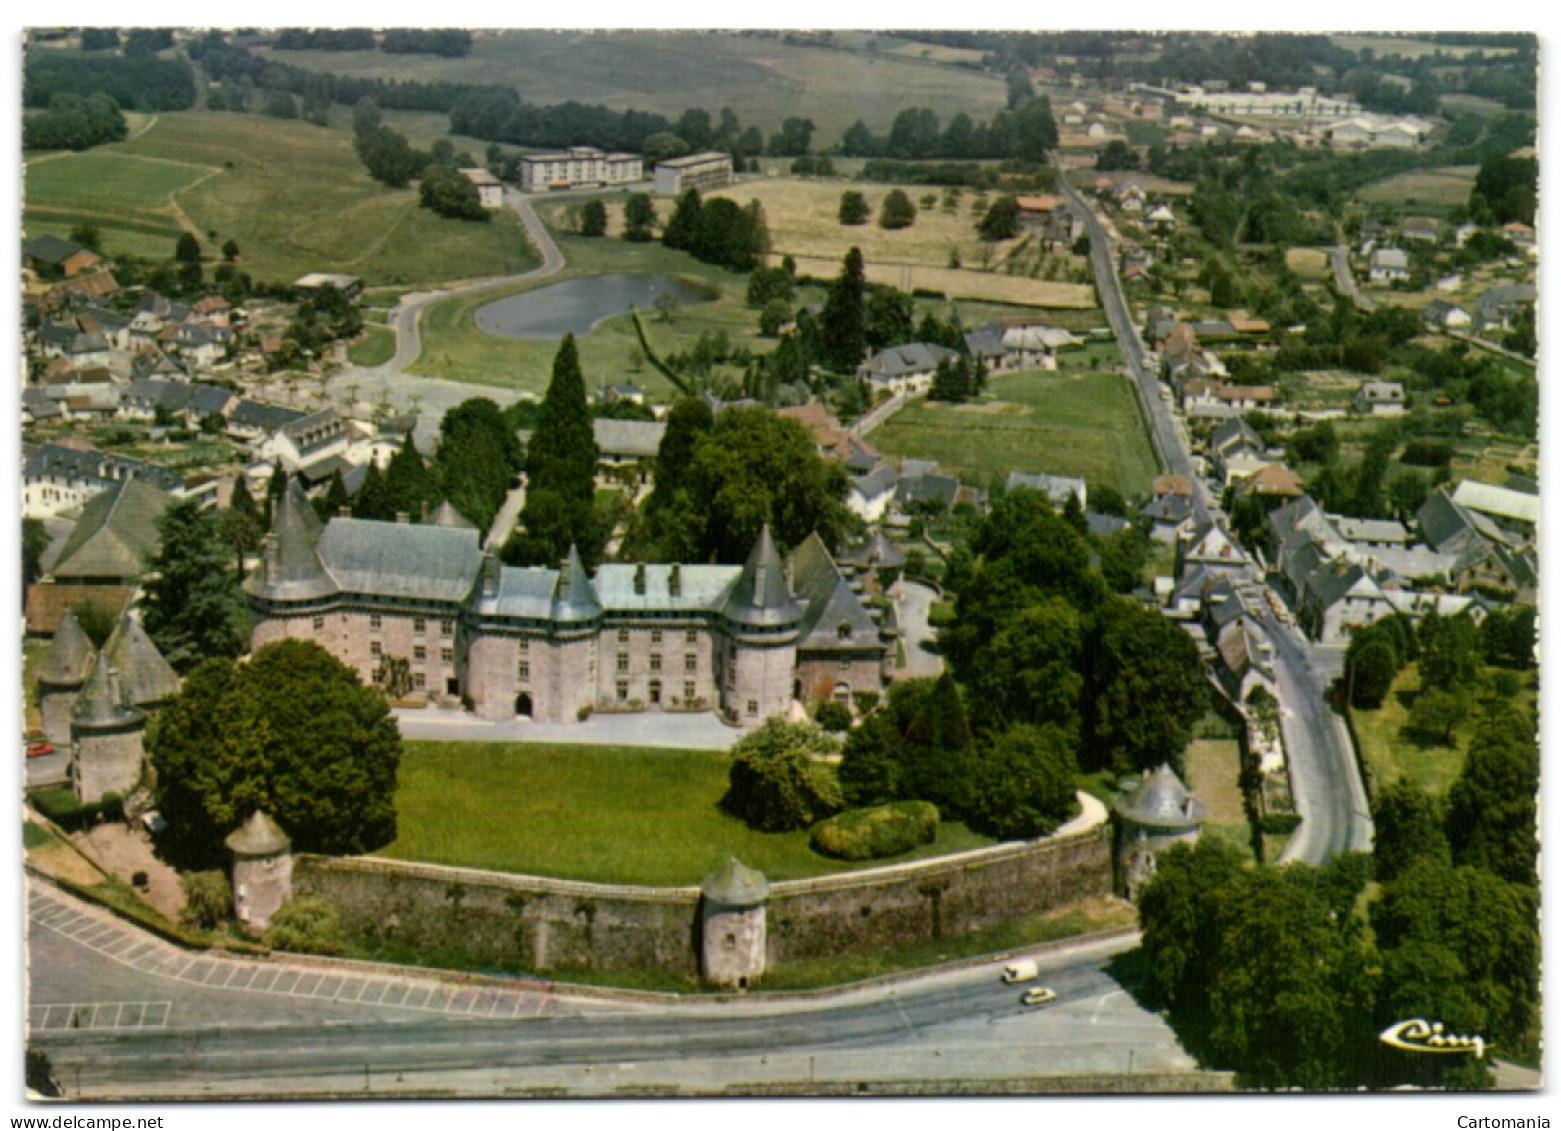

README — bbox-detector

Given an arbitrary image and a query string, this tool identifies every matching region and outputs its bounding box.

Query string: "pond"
[475,274,716,340]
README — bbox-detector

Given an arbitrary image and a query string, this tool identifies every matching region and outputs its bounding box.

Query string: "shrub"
[815,701,853,733]
[811,801,940,860]
[720,719,842,832]
[852,690,880,716]
[264,895,346,955]
[179,870,232,930]
[28,788,83,826]
[131,871,149,888]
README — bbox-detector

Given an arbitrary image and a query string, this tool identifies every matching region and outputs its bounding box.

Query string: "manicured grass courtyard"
[378,741,994,886]
[870,369,1160,498]
[1183,737,1255,862]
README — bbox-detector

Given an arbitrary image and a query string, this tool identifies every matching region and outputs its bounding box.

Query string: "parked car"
[1020,987,1058,1007]
[25,741,54,758]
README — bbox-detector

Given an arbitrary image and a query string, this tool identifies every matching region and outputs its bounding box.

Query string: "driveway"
[893,578,945,680]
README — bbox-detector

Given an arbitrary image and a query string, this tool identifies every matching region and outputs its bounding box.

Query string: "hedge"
[810,801,940,861]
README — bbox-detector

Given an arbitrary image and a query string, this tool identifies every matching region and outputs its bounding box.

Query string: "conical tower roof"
[70,654,142,731]
[37,608,95,687]
[551,544,601,623]
[723,525,802,628]
[429,499,476,530]
[1113,763,1206,829]
[701,857,769,906]
[246,479,336,601]
[102,615,181,708]
[224,810,291,856]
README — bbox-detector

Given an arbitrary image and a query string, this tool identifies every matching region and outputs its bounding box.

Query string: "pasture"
[24,112,538,287]
[1355,165,1478,210]
[377,741,993,886]
[263,29,1008,142]
[870,369,1160,497]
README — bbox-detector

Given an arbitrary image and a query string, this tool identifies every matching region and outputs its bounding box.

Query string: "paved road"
[893,578,946,679]
[1328,245,1376,311]
[27,880,1197,1098]
[1056,163,1370,865]
[324,188,569,445]
[393,703,740,749]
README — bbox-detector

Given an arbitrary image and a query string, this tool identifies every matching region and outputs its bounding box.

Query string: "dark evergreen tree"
[622,192,657,242]
[139,499,250,672]
[819,247,868,373]
[661,188,702,252]
[515,335,599,565]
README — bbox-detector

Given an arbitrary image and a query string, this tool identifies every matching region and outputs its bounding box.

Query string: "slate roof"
[701,857,769,906]
[551,545,602,623]
[862,342,960,379]
[248,481,336,601]
[230,399,307,434]
[592,417,665,459]
[1006,471,1085,508]
[71,654,143,731]
[722,525,802,628]
[1087,513,1131,537]
[24,233,91,266]
[1113,764,1205,829]
[837,528,906,570]
[315,518,484,604]
[471,563,561,621]
[1449,480,1539,528]
[102,615,181,708]
[280,409,346,457]
[594,562,741,615]
[50,479,172,581]
[429,500,477,530]
[36,609,96,687]
[225,811,291,856]
[790,534,881,651]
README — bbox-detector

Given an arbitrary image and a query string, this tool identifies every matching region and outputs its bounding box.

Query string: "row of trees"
[661,189,771,272]
[22,91,128,150]
[838,189,917,230]
[23,51,195,113]
[836,98,1058,161]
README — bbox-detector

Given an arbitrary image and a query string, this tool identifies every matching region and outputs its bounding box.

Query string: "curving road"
[1328,245,1376,311]
[28,880,1199,1098]
[1054,161,1371,865]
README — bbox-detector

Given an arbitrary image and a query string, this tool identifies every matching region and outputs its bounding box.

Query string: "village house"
[1423,299,1472,331]
[460,167,505,210]
[1368,246,1409,285]
[859,342,961,395]
[1355,380,1406,416]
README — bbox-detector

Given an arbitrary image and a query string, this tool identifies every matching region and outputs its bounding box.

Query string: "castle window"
[685,654,697,673]
[686,629,698,644]
[413,672,426,689]
[650,653,662,673]
[441,648,453,665]
[617,653,629,674]
[313,615,325,632]
[518,639,529,654]
[370,614,382,632]
[616,681,628,701]
[746,700,758,717]
[414,617,427,634]
[684,681,696,702]
[440,619,453,636]
[414,646,427,662]
[618,628,630,644]
[370,642,382,658]
[837,622,852,640]
[518,661,530,681]
[651,629,662,645]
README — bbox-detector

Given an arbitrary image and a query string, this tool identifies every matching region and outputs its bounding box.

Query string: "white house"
[1367,247,1409,285]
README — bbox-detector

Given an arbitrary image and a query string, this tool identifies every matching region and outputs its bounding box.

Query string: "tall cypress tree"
[819,246,867,373]
[515,334,600,565]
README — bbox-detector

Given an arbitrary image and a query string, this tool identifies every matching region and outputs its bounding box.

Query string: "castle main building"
[245,484,895,725]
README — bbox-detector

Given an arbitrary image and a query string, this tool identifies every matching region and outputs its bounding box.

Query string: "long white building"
[517,147,643,193]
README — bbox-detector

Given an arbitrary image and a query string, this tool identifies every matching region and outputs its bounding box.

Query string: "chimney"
[482,550,499,597]
[669,563,682,598]
[396,512,410,525]
[634,563,646,596]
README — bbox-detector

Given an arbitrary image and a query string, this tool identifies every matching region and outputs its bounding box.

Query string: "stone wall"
[295,823,1112,979]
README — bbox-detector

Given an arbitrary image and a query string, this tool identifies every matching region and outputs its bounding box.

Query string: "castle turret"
[244,479,336,603]
[70,657,145,805]
[226,811,293,931]
[101,614,181,711]
[36,608,95,747]
[721,526,802,724]
[699,857,769,990]
[1112,763,1206,900]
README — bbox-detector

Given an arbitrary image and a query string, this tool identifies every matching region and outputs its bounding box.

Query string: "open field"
[1355,165,1478,210]
[870,369,1160,496]
[1284,248,1331,279]
[1331,34,1518,60]
[377,741,994,886]
[790,254,1095,308]
[263,29,1007,142]
[25,112,538,287]
[1184,738,1254,862]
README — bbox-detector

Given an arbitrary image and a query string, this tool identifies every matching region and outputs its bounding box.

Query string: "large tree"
[819,247,868,373]
[622,193,657,242]
[146,640,401,868]
[1444,706,1538,887]
[963,723,1079,840]
[719,718,841,832]
[513,334,599,565]
[139,499,250,672]
[680,407,850,563]
[435,397,523,533]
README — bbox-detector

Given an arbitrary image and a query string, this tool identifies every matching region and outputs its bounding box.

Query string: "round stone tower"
[226,811,293,931]
[36,608,96,748]
[720,526,802,726]
[1112,763,1206,900]
[69,657,145,805]
[699,857,769,990]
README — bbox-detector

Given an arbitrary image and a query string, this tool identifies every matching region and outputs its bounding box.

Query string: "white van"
[1001,959,1039,984]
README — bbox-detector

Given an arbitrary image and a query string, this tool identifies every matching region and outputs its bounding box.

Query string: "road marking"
[1091,990,1124,1025]
[28,1001,173,1033]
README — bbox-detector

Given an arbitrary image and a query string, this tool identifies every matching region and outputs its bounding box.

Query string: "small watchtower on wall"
[699,857,769,990]
[1112,763,1206,900]
[227,811,293,931]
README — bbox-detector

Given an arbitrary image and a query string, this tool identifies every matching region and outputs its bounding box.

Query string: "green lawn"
[1351,662,1538,798]
[378,741,994,886]
[871,369,1160,496]
[347,324,397,368]
[1184,737,1255,862]
[26,112,538,287]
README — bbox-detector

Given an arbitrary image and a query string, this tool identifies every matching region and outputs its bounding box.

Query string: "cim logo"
[1379,1018,1489,1058]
